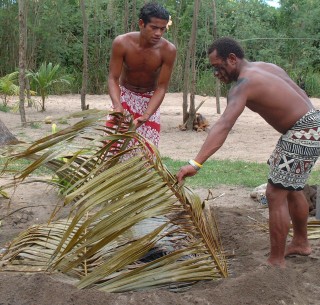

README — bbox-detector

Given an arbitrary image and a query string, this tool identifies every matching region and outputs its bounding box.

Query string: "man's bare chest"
[124,50,162,72]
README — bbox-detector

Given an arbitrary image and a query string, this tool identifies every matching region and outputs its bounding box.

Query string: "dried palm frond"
[251,218,320,241]
[290,220,320,240]
[0,109,228,292]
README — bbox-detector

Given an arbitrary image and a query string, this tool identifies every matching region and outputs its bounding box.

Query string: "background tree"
[212,0,221,114]
[183,0,200,130]
[0,0,319,98]
[18,0,27,126]
[80,0,89,110]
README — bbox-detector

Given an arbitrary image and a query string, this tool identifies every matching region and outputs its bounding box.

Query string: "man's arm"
[108,36,125,113]
[135,43,177,126]
[176,78,249,182]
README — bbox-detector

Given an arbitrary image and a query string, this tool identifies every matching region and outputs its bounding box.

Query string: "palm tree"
[0,71,19,106]
[27,62,72,111]
[0,111,228,292]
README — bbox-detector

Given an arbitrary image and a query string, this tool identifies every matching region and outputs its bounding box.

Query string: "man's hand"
[112,105,124,114]
[133,114,150,129]
[106,105,125,130]
[176,165,198,184]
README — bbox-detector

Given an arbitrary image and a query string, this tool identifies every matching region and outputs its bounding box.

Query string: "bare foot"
[285,242,312,257]
[266,258,286,268]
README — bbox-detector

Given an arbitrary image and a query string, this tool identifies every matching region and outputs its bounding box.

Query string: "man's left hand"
[134,115,150,128]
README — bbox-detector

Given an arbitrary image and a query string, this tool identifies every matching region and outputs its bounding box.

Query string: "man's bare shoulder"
[235,62,289,89]
[160,38,177,59]
[113,32,139,46]
[250,61,287,77]
[161,37,176,49]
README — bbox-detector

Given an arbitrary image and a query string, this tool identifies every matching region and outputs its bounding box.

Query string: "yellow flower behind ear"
[166,15,173,30]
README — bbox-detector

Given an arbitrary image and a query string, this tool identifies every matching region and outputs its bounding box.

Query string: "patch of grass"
[308,169,320,186]
[0,104,12,112]
[58,118,69,125]
[0,158,53,176]
[161,157,320,188]
[30,122,42,129]
[1,156,318,189]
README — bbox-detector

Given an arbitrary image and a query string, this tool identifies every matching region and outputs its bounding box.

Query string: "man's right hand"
[176,165,198,184]
[112,105,124,114]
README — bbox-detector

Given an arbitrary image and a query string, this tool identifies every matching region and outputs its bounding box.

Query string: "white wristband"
[188,159,201,171]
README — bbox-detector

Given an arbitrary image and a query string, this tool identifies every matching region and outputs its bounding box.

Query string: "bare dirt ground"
[0,94,319,305]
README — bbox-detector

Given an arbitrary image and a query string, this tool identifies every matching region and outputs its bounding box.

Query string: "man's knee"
[266,182,288,204]
[287,189,306,202]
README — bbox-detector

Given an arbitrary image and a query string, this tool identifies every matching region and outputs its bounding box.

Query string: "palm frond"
[0,109,228,292]
[290,220,320,240]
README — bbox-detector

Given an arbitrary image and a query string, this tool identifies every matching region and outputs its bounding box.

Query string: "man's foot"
[266,257,286,268]
[285,242,312,257]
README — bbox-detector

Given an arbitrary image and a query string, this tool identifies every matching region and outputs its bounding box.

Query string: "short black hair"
[139,2,170,25]
[208,37,245,60]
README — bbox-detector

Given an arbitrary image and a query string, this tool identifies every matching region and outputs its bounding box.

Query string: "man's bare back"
[230,61,314,133]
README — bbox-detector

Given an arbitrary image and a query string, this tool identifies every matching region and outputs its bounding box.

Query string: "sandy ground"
[0,93,320,305]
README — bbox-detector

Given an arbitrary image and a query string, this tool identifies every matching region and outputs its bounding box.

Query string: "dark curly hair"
[139,2,170,25]
[208,37,245,60]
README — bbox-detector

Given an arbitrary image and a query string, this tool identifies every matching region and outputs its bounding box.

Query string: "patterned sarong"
[268,109,320,190]
[120,86,160,146]
[107,86,160,146]
[105,86,160,160]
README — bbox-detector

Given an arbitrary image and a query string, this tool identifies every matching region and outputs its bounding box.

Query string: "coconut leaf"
[289,220,320,240]
[0,109,228,292]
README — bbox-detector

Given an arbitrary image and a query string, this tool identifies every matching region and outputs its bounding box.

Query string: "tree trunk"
[80,0,89,111]
[0,119,19,146]
[130,0,137,31]
[18,0,27,126]
[212,0,221,114]
[185,0,200,131]
[124,0,129,33]
[182,54,190,125]
[26,77,32,107]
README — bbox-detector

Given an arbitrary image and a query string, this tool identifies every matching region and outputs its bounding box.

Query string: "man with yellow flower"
[107,2,176,147]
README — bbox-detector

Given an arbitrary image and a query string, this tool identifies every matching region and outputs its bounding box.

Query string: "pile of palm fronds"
[0,109,228,292]
[290,220,320,240]
[250,216,320,240]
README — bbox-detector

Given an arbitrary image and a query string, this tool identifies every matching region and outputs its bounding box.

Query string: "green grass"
[0,158,53,176]
[0,104,12,112]
[1,156,319,189]
[30,122,42,129]
[162,157,320,189]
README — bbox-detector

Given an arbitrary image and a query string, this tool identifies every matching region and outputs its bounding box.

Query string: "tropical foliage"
[0,0,319,96]
[0,71,19,106]
[27,62,72,111]
[0,111,228,292]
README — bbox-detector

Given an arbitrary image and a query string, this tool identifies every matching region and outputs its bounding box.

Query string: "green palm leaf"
[0,71,19,105]
[27,62,73,111]
[0,110,228,292]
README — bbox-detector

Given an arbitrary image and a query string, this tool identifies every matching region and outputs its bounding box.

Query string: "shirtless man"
[176,37,320,268]
[107,2,176,147]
